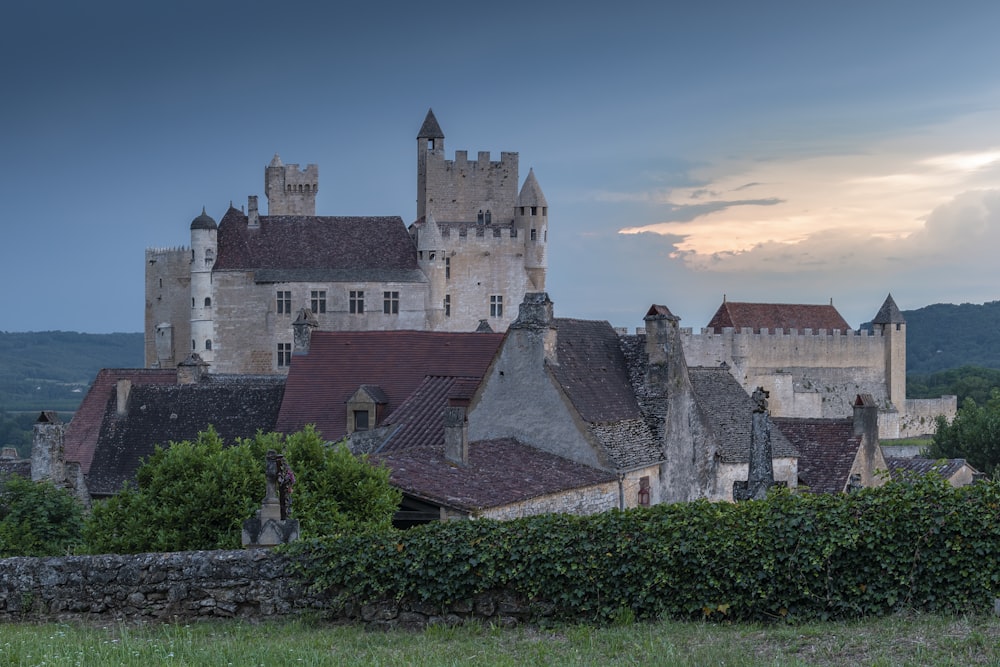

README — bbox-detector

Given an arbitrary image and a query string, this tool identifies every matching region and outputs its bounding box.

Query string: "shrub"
[0,475,83,557]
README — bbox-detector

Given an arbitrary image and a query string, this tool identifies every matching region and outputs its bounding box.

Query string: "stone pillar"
[734,387,775,501]
[31,412,65,484]
[243,450,300,548]
[443,406,469,465]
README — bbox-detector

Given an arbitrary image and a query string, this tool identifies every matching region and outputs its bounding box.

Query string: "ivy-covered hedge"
[289,477,1000,623]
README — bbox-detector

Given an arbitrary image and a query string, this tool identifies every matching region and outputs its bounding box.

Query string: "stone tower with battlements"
[265,154,318,216]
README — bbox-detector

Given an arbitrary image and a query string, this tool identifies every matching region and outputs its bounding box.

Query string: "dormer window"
[346,385,388,435]
[353,410,369,432]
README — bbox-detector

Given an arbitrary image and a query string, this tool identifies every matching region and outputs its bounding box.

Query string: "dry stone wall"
[0,550,536,628]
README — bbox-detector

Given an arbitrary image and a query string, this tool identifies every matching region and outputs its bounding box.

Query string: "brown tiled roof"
[374,438,616,513]
[65,369,178,475]
[688,366,798,463]
[379,376,481,452]
[86,376,285,496]
[706,301,852,334]
[214,207,424,283]
[886,457,973,480]
[772,417,861,494]
[276,331,504,442]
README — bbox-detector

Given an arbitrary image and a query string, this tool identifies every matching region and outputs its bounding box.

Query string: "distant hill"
[901,301,1000,374]
[0,331,144,411]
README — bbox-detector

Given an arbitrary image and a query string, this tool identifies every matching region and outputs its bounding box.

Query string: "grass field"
[2,611,998,666]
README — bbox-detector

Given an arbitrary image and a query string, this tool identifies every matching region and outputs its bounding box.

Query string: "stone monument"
[242,450,300,548]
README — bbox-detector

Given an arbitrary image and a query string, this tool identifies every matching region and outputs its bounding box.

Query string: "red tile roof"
[707,301,852,334]
[65,369,178,474]
[275,331,504,442]
[772,417,861,493]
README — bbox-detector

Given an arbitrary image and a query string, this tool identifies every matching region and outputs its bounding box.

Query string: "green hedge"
[288,476,1000,623]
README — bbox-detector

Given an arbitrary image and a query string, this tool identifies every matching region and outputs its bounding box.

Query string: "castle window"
[520,206,525,216]
[530,229,537,241]
[383,291,399,315]
[204,248,214,266]
[543,207,548,216]
[204,297,211,307]
[510,228,518,238]
[276,290,292,315]
[192,339,196,350]
[353,409,369,432]
[311,290,326,314]
[287,185,292,192]
[445,257,450,279]
[159,278,162,288]
[349,290,365,314]
[444,294,451,317]
[477,210,484,224]
[192,298,195,308]
[205,339,212,351]
[277,342,291,367]
[485,210,492,224]
[490,295,503,318]
[638,476,651,507]
[531,206,538,216]
[544,230,547,242]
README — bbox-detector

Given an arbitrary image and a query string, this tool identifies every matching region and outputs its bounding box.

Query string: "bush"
[289,476,1000,623]
[0,475,83,557]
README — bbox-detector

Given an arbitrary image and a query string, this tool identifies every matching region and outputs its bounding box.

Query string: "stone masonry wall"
[0,550,537,629]
[145,248,192,368]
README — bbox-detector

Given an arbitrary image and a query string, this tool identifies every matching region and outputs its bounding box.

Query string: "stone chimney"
[248,195,259,228]
[293,307,319,355]
[852,393,885,487]
[734,387,775,501]
[443,405,469,465]
[0,446,18,459]
[509,292,557,365]
[31,411,65,484]
[116,379,132,417]
[177,353,209,385]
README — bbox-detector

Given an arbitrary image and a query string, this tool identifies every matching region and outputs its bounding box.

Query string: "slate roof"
[214,207,424,283]
[378,375,479,453]
[707,301,852,334]
[87,375,285,496]
[276,330,504,442]
[65,369,179,475]
[872,293,906,325]
[886,457,973,480]
[374,438,617,513]
[687,366,798,463]
[772,417,861,493]
[417,108,444,139]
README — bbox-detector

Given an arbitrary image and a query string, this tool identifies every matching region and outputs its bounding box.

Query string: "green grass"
[1,612,998,666]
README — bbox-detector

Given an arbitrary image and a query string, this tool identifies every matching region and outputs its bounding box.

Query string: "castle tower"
[415,213,447,328]
[265,153,319,216]
[189,208,217,364]
[515,168,548,290]
[416,109,445,221]
[872,294,906,410]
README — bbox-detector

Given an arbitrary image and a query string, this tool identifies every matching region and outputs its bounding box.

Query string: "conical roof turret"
[268,153,283,167]
[517,168,547,207]
[872,293,905,324]
[417,109,444,139]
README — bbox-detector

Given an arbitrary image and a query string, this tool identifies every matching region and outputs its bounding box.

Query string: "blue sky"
[4,1,1000,333]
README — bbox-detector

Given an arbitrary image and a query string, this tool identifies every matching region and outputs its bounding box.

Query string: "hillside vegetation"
[0,331,143,412]
[902,300,1000,374]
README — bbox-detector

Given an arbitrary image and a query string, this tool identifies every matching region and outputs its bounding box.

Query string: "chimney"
[248,195,259,228]
[510,292,557,365]
[31,411,65,484]
[116,379,132,417]
[177,353,209,385]
[293,307,319,355]
[643,304,680,365]
[852,393,882,487]
[443,405,469,465]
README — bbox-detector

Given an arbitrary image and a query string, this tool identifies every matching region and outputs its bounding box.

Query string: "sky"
[4,1,1000,334]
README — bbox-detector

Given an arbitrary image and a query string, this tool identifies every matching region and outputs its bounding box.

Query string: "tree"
[0,475,84,557]
[925,389,1000,478]
[83,426,401,554]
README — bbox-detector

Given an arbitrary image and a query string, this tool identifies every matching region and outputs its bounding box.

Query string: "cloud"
[618,197,784,229]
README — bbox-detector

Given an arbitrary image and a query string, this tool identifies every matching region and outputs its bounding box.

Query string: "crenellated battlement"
[441,150,519,173]
[678,326,882,338]
[146,246,189,255]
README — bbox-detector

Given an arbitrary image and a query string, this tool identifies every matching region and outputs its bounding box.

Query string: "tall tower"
[515,168,548,290]
[264,153,319,216]
[416,109,445,221]
[872,294,906,410]
[189,208,217,364]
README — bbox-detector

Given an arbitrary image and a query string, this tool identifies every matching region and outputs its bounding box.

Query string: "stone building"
[146,109,548,374]
[678,294,957,439]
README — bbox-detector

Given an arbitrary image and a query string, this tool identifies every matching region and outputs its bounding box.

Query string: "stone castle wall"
[422,150,519,223]
[145,247,192,368]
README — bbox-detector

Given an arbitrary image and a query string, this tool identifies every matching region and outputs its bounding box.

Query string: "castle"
[145,109,548,373]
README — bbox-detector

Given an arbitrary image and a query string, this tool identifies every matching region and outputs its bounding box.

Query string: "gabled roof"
[688,366,798,463]
[871,293,905,325]
[374,438,616,513]
[886,457,973,480]
[214,207,424,283]
[65,369,179,475]
[772,417,861,493]
[707,301,851,334]
[86,376,285,496]
[276,330,504,442]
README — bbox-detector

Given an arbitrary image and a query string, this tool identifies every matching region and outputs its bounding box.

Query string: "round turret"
[190,207,217,231]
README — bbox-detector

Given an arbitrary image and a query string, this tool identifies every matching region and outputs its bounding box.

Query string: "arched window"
[191,298,195,308]
[204,297,211,307]
[205,339,212,351]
